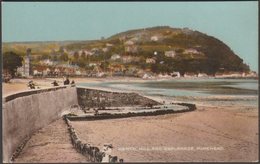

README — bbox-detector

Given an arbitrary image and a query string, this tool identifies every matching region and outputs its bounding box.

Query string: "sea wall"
[77,87,160,108]
[2,86,78,162]
[2,86,169,162]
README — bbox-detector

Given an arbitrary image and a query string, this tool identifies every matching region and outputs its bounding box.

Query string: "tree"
[100,61,109,71]
[81,52,86,60]
[60,53,69,61]
[74,51,79,60]
[3,51,23,77]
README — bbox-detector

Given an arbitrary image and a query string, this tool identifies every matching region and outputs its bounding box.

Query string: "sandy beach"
[71,104,258,162]
[2,77,145,96]
[3,77,259,162]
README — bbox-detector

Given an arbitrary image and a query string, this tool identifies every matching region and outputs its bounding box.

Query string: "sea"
[78,78,258,108]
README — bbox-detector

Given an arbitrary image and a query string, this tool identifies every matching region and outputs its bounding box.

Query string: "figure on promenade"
[27,80,35,89]
[64,77,70,85]
[71,80,75,87]
[52,80,59,86]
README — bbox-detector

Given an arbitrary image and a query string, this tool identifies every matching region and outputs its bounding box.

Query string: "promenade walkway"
[14,119,89,163]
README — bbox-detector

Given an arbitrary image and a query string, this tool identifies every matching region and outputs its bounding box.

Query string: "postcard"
[2,1,258,163]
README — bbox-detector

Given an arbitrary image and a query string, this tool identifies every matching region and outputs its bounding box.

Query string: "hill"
[2,26,250,76]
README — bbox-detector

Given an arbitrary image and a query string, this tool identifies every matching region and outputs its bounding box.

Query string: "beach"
[2,77,145,96]
[72,104,258,162]
[3,77,258,162]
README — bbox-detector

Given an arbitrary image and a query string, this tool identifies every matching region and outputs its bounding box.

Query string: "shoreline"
[2,76,258,96]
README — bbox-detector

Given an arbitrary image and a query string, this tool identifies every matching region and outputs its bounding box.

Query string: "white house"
[142,73,154,79]
[146,58,156,64]
[75,70,82,76]
[102,47,109,52]
[106,43,114,47]
[124,40,134,46]
[33,70,43,76]
[40,59,54,65]
[89,63,97,67]
[183,48,200,54]
[43,68,51,76]
[198,73,208,77]
[110,54,121,61]
[151,36,159,41]
[164,51,176,58]
[171,72,181,78]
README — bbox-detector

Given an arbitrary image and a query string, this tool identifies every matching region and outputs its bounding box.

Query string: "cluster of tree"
[3,51,23,77]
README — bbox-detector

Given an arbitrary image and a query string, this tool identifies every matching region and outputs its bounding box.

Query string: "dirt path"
[14,119,89,163]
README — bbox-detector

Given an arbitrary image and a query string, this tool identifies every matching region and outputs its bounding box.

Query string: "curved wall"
[2,87,78,162]
[2,86,164,162]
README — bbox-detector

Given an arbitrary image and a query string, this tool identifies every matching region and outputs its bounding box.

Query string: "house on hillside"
[121,56,140,63]
[75,70,82,76]
[171,72,181,78]
[33,70,43,76]
[43,68,51,76]
[198,73,208,77]
[40,59,54,66]
[146,58,156,64]
[124,40,138,53]
[110,54,121,61]
[183,48,200,54]
[91,48,101,55]
[151,36,159,41]
[106,43,114,47]
[184,72,197,77]
[32,65,49,76]
[142,73,155,79]
[125,40,134,45]
[164,50,176,58]
[102,47,109,52]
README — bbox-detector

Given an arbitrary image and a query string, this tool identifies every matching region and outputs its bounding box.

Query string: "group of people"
[27,80,40,89]
[27,80,36,89]
[27,77,75,90]
[51,77,75,87]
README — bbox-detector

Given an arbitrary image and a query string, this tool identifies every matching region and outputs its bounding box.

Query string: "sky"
[2,2,258,72]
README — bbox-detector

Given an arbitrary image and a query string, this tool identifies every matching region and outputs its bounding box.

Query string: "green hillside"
[2,26,250,76]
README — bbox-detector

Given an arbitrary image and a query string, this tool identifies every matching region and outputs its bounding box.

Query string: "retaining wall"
[77,87,160,108]
[64,117,123,162]
[2,86,189,163]
[2,86,78,162]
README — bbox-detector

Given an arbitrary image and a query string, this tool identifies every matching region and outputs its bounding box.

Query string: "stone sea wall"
[2,86,78,162]
[77,87,161,108]
[2,86,162,162]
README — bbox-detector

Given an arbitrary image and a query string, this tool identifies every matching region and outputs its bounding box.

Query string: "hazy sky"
[2,2,258,72]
